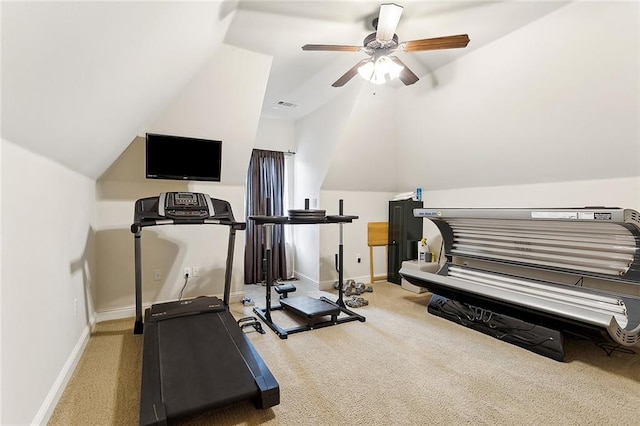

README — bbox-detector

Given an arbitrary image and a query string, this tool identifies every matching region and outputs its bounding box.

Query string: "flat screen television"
[145,133,222,182]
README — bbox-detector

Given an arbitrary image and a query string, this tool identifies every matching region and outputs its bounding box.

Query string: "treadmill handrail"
[132,193,245,334]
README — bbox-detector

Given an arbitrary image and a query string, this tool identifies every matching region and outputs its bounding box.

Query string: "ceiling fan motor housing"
[363,32,399,52]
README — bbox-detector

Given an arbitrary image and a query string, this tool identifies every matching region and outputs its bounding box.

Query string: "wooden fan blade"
[402,34,470,52]
[390,57,419,86]
[302,44,362,52]
[376,3,403,42]
[332,59,370,87]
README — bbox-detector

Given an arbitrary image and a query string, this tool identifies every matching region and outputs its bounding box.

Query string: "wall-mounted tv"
[145,133,222,182]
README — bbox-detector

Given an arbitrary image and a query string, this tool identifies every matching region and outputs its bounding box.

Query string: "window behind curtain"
[244,149,287,284]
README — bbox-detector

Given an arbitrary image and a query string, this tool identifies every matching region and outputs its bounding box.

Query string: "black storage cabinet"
[387,200,423,284]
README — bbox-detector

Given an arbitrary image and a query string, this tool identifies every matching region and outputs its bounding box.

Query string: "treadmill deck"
[140,297,279,425]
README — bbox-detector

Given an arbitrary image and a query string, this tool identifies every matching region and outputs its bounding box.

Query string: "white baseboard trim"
[32,319,94,425]
[293,270,370,292]
[95,292,246,323]
[292,270,317,286]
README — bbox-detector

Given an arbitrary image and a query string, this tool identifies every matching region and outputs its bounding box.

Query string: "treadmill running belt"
[157,312,258,418]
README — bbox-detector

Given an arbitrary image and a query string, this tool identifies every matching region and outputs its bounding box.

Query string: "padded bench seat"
[279,296,341,319]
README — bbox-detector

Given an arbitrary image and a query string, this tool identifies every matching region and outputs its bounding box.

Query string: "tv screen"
[145,133,222,182]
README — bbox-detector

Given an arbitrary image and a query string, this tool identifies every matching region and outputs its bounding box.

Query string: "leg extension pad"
[274,283,296,298]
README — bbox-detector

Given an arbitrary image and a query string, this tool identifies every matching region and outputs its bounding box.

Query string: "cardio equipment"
[250,199,366,339]
[132,192,279,425]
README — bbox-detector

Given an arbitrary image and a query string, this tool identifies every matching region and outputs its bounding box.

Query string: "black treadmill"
[131,192,279,425]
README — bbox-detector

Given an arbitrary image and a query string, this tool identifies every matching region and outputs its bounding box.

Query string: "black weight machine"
[250,199,366,339]
[131,192,279,425]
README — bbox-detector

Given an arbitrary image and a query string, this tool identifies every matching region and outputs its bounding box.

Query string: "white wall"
[1,139,97,425]
[292,84,361,282]
[300,2,640,289]
[315,178,640,290]
[319,190,395,288]
[0,135,3,426]
[254,117,295,153]
[396,1,639,191]
[94,44,274,316]
[95,183,246,318]
[322,84,399,192]
[2,2,638,423]
[423,177,640,210]
[419,177,640,261]
[2,1,233,179]
[148,43,272,186]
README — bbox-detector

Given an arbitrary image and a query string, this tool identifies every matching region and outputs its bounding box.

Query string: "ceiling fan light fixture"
[357,56,404,85]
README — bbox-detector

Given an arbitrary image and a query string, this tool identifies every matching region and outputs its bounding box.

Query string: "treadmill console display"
[158,192,215,219]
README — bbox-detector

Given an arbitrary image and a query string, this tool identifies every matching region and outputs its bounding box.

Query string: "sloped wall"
[95,45,272,316]
[292,83,361,282]
[321,84,399,192]
[147,44,272,186]
[395,1,639,191]
[307,1,639,288]
[1,1,233,179]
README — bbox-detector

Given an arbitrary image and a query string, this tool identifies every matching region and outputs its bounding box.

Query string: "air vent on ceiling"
[274,100,298,108]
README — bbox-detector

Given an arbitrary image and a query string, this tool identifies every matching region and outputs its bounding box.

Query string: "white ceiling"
[1,1,232,178]
[1,1,572,179]
[226,1,571,120]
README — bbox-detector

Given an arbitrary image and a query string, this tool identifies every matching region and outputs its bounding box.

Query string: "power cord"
[178,272,190,301]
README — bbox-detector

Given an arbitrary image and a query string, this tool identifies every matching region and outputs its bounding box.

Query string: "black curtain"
[244,149,287,284]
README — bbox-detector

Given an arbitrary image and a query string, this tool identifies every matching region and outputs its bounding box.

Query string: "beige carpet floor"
[49,282,640,425]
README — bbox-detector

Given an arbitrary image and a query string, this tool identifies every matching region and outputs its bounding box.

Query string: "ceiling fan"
[302,3,470,87]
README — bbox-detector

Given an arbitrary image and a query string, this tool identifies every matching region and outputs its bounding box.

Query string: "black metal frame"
[131,193,280,426]
[131,194,245,334]
[250,200,366,339]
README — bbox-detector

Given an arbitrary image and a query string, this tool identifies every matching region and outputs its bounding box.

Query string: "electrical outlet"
[183,267,192,278]
[192,266,200,277]
[357,254,362,263]
[153,269,162,281]
[74,298,78,316]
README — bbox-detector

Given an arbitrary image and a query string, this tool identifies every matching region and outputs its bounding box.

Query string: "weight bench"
[250,199,366,339]
[278,296,340,325]
[272,282,341,328]
[400,207,640,361]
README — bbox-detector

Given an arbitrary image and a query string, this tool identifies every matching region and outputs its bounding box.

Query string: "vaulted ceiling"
[2,1,573,179]
[228,1,570,120]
